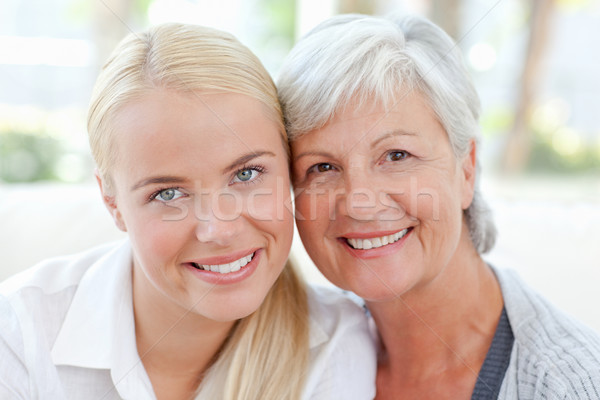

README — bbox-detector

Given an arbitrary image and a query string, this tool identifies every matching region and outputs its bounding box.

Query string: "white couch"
[1,182,599,333]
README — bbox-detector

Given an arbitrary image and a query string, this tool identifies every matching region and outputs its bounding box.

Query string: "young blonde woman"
[0,23,376,399]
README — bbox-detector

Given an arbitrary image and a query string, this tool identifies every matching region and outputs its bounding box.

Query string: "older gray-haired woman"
[278,13,600,399]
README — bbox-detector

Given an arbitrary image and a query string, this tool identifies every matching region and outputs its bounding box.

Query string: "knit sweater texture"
[494,267,600,399]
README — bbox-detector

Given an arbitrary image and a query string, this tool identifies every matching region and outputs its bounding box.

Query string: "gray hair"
[278,13,496,254]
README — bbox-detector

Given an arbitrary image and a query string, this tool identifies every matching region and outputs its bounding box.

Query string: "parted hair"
[88,23,288,188]
[87,23,308,399]
[277,13,497,254]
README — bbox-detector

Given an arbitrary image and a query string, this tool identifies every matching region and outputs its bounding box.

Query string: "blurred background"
[1,0,599,330]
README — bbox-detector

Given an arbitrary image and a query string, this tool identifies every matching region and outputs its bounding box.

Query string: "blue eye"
[236,169,255,182]
[232,166,264,184]
[153,188,184,202]
[386,151,409,162]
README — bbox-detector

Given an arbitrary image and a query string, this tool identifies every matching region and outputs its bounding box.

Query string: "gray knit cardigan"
[494,266,600,399]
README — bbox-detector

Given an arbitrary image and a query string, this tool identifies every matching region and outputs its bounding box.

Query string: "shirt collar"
[308,317,328,349]
[305,286,334,349]
[50,240,328,397]
[51,239,154,398]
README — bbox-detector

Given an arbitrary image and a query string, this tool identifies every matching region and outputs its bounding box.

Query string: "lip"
[338,228,413,260]
[343,229,407,239]
[188,248,259,266]
[184,248,262,285]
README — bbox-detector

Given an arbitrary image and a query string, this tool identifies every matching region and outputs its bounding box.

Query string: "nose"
[336,169,403,222]
[195,219,240,245]
[194,192,243,245]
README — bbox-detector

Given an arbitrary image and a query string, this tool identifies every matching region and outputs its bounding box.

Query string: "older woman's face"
[100,89,294,322]
[291,91,476,302]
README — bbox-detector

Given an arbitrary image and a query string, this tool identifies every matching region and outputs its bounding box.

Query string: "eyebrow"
[130,151,276,191]
[371,130,418,149]
[131,176,190,191]
[293,130,417,162]
[221,150,276,174]
[293,150,334,163]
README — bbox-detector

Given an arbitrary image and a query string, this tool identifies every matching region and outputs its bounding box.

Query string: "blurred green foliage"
[528,134,600,174]
[2,0,598,182]
[480,108,514,138]
[260,0,295,42]
[0,131,64,182]
[481,107,600,174]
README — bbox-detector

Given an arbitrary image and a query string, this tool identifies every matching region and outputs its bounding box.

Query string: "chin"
[197,296,266,322]
[336,273,411,302]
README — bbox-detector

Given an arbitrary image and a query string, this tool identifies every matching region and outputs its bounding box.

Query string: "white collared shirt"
[0,240,376,399]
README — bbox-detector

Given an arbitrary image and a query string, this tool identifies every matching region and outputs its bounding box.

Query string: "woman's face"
[291,91,476,302]
[101,89,293,322]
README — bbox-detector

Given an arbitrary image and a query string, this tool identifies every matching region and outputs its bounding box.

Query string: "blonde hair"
[87,23,308,399]
[88,22,288,189]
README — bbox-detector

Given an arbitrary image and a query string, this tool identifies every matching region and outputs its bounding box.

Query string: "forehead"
[291,90,444,151]
[116,89,276,137]
[113,89,284,151]
[108,89,285,177]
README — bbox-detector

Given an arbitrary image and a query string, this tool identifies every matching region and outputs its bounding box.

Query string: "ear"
[460,139,477,210]
[95,169,127,232]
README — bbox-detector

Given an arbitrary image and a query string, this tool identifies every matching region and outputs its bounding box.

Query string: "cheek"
[409,186,443,222]
[295,218,323,265]
[294,188,332,223]
[387,176,464,239]
[251,205,294,271]
[295,193,330,256]
[244,174,293,221]
[128,210,190,265]
[384,174,446,221]
[245,179,294,252]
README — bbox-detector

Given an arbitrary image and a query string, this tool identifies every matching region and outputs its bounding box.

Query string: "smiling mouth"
[345,229,410,250]
[191,252,255,274]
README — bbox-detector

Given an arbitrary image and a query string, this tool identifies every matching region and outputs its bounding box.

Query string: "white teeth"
[197,252,254,274]
[346,229,409,250]
[230,260,241,272]
[219,263,231,274]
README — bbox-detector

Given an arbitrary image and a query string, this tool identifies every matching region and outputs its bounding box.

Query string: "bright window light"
[0,36,93,67]
[468,42,497,71]
[147,0,243,34]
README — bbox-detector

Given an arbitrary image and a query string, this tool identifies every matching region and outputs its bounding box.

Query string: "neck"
[132,265,235,395]
[367,231,503,380]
